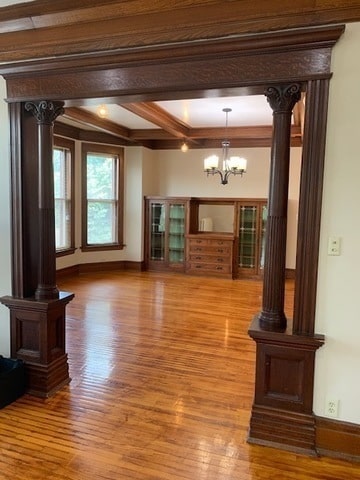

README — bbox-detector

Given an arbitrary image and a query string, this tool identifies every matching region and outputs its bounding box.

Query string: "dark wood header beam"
[0,1,355,63]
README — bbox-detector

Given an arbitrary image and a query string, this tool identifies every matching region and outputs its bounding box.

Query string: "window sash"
[53,144,73,252]
[82,144,124,251]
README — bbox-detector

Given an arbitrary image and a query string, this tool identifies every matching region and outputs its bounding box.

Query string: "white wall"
[314,22,360,424]
[0,77,11,356]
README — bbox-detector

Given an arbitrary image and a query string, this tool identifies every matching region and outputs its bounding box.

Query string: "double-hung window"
[82,143,124,251]
[53,137,75,255]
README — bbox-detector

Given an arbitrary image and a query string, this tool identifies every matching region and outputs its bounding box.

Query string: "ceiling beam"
[122,102,195,141]
[131,125,301,141]
[63,107,133,141]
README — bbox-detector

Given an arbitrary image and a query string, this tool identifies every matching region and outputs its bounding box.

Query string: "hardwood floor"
[0,271,358,479]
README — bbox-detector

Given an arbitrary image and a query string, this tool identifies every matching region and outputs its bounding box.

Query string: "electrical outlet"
[328,236,341,256]
[325,398,339,418]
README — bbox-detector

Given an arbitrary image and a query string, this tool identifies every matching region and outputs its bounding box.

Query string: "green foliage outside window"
[86,154,117,245]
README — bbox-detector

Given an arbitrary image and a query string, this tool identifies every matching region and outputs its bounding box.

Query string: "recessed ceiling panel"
[156,96,273,127]
[83,104,159,129]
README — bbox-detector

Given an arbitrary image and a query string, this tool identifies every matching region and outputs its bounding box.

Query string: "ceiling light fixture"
[181,140,188,153]
[97,104,108,118]
[204,108,247,185]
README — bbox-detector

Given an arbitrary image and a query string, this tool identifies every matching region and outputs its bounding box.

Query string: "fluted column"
[24,100,64,300]
[258,84,301,331]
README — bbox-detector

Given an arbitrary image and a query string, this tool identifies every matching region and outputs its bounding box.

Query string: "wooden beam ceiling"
[62,104,302,149]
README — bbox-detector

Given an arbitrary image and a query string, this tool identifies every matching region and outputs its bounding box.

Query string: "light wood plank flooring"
[0,271,358,479]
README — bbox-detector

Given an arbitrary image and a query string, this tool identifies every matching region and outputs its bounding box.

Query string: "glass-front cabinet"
[168,203,186,263]
[237,200,268,277]
[145,197,189,271]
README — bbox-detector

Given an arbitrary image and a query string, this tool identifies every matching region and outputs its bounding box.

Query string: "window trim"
[81,143,124,252]
[54,136,75,257]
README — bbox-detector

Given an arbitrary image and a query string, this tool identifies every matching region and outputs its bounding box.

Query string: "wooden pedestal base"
[248,315,324,455]
[248,404,317,455]
[0,291,74,398]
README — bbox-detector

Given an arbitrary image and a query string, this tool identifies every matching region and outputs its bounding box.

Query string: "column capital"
[265,83,301,114]
[25,100,64,125]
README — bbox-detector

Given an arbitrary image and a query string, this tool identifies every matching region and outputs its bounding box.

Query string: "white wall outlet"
[325,397,339,418]
[328,236,341,256]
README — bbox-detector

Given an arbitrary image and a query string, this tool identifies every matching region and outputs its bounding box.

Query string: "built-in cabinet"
[144,196,267,278]
[145,197,191,271]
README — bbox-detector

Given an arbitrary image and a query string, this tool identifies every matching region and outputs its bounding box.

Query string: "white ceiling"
[156,96,273,127]
[81,95,273,130]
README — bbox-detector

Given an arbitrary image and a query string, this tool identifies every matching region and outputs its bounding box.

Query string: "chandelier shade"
[204,108,247,185]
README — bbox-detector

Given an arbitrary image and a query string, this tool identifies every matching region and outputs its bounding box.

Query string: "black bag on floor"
[0,355,26,408]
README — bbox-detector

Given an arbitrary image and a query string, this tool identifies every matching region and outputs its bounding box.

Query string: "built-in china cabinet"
[144,196,267,279]
[144,197,192,271]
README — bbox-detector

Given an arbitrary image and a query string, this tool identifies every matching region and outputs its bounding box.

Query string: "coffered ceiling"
[58,94,304,150]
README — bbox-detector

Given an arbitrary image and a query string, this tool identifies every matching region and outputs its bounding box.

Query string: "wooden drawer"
[188,237,209,246]
[188,244,231,255]
[187,262,232,274]
[188,238,232,247]
[189,253,229,263]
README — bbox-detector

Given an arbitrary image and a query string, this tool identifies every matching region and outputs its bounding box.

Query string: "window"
[81,143,124,251]
[53,137,75,255]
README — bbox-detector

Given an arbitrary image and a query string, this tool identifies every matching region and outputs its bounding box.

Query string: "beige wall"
[314,22,360,423]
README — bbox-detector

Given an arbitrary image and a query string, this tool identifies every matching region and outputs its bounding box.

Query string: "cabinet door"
[238,205,258,274]
[259,203,268,271]
[238,201,267,276]
[168,202,186,265]
[149,201,166,263]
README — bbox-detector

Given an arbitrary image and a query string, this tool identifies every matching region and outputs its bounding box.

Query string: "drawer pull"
[216,266,224,270]
[195,256,202,260]
[195,265,202,269]
[195,247,202,251]
[217,258,224,262]
[217,249,224,253]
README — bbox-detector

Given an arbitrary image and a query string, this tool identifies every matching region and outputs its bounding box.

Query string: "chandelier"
[204,108,247,185]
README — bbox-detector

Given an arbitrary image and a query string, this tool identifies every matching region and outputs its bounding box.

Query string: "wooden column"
[0,100,74,398]
[258,83,301,331]
[24,100,64,300]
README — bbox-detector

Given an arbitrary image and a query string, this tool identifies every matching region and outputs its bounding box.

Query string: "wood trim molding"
[293,79,330,335]
[316,416,360,462]
[0,3,352,64]
[1,25,344,103]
